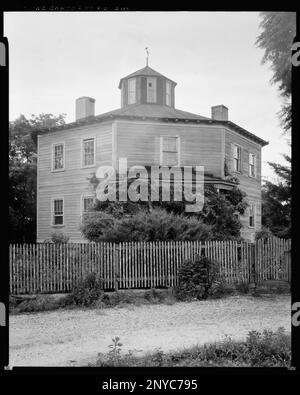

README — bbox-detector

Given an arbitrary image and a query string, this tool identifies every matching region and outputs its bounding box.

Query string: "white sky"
[4,11,291,181]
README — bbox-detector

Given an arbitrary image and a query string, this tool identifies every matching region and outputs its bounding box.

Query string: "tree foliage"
[256,12,296,132]
[9,113,66,243]
[261,154,291,237]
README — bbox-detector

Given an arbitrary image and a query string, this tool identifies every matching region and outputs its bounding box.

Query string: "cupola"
[118,65,177,108]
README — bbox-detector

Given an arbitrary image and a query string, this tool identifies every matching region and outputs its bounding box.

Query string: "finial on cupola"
[145,47,149,66]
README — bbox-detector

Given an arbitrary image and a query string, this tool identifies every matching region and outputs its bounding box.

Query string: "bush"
[255,227,273,240]
[15,295,59,313]
[235,281,250,294]
[175,255,218,301]
[50,231,70,244]
[69,272,104,306]
[207,278,236,299]
[81,208,214,242]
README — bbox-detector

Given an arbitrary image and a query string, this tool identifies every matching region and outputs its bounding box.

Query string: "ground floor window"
[52,198,64,226]
[249,204,255,228]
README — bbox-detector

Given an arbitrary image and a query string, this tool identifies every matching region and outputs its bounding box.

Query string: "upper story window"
[52,198,64,226]
[52,143,65,171]
[249,204,255,228]
[82,138,95,168]
[233,144,241,172]
[166,81,171,106]
[147,77,157,103]
[128,78,136,105]
[161,136,180,166]
[249,153,256,177]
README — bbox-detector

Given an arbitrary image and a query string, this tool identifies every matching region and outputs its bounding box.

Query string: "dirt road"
[9,294,290,366]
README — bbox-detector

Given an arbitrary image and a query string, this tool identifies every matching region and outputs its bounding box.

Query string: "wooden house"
[36,65,268,242]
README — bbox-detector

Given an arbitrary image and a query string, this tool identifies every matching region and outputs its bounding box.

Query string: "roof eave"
[36,114,269,147]
[118,76,177,89]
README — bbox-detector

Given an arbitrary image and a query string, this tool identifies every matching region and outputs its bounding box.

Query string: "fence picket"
[9,238,291,294]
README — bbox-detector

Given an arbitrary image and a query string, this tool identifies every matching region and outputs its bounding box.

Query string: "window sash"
[147,77,156,103]
[166,81,171,105]
[53,144,64,170]
[162,152,178,167]
[128,78,136,104]
[163,137,177,152]
[233,145,241,172]
[53,199,63,225]
[249,205,255,227]
[161,136,179,166]
[249,153,256,177]
[82,139,95,167]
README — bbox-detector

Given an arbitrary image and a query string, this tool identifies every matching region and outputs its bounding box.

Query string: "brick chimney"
[76,97,95,121]
[211,105,228,121]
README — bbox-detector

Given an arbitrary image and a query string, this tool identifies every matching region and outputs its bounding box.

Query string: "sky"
[4,11,292,181]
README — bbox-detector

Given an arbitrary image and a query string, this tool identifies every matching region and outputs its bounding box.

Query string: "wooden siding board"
[225,128,262,240]
[37,122,113,242]
[115,120,223,177]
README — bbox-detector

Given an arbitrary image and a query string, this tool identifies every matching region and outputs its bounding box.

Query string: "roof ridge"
[118,66,176,88]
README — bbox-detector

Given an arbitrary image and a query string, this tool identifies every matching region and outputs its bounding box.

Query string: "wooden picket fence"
[9,238,291,295]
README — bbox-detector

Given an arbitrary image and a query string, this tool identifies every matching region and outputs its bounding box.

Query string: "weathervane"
[145,47,149,66]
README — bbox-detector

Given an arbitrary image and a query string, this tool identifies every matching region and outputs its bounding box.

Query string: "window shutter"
[159,136,163,165]
[177,136,181,166]
[254,155,257,178]
[241,148,248,175]
[238,147,242,173]
[230,143,235,172]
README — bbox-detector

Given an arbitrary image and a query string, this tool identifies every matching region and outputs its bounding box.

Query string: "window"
[161,136,180,166]
[82,196,94,215]
[147,77,157,103]
[166,81,171,106]
[249,153,256,177]
[128,78,136,104]
[82,138,95,167]
[52,143,64,171]
[233,144,241,172]
[249,204,255,228]
[53,198,64,226]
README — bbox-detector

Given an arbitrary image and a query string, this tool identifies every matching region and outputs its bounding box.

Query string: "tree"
[9,113,66,243]
[261,154,291,237]
[256,12,296,132]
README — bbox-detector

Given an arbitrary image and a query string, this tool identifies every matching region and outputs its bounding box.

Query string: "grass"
[9,288,177,314]
[91,328,291,367]
[9,278,290,314]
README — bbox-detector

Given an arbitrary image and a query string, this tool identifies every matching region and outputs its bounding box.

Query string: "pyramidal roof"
[118,65,177,88]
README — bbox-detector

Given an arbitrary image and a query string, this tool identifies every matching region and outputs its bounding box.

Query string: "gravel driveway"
[9,294,290,366]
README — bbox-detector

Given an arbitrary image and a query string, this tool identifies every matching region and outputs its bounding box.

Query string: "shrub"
[81,208,214,242]
[235,281,250,294]
[15,295,59,313]
[50,231,70,244]
[175,255,218,301]
[255,227,273,240]
[207,278,236,299]
[69,272,104,306]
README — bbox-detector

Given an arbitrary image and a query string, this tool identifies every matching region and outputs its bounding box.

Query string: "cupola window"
[147,77,157,103]
[166,81,171,106]
[128,78,136,104]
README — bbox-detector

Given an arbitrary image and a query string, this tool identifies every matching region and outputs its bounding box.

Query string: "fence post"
[114,243,119,291]
[250,242,256,287]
